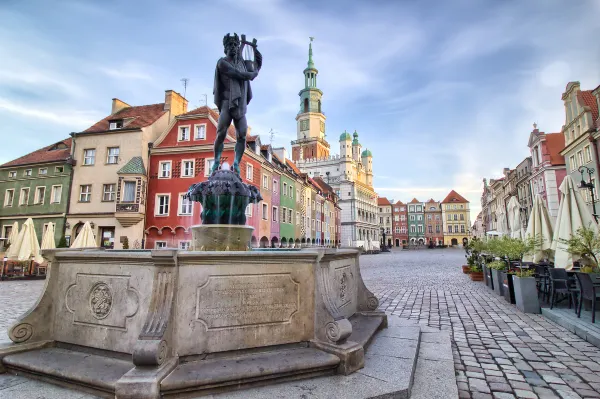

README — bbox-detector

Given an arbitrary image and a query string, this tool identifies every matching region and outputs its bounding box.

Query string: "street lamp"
[578,166,598,222]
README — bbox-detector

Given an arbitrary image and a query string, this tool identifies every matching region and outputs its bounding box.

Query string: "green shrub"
[488,260,507,270]
[514,268,535,278]
[559,226,600,268]
[470,264,482,273]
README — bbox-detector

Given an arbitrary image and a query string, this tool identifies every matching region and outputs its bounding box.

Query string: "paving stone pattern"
[362,249,600,399]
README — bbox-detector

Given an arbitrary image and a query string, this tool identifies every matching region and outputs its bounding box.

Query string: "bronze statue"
[212,33,262,175]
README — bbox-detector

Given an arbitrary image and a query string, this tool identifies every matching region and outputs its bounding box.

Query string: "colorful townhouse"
[424,199,443,246]
[66,90,187,249]
[392,200,408,247]
[0,138,73,245]
[441,190,472,247]
[407,198,425,244]
[377,197,393,247]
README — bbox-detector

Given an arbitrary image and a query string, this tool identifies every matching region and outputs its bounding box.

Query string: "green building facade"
[279,173,296,245]
[407,198,425,245]
[0,139,73,247]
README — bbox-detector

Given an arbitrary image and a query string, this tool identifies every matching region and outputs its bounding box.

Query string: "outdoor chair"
[548,268,578,310]
[575,273,600,323]
[533,265,547,298]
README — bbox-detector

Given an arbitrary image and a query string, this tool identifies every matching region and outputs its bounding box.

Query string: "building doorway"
[451,238,458,246]
[395,239,399,247]
[100,227,114,249]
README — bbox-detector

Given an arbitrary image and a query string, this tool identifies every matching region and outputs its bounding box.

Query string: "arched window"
[318,100,321,113]
[303,98,309,113]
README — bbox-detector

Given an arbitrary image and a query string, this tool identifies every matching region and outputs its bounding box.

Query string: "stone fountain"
[0,33,386,399]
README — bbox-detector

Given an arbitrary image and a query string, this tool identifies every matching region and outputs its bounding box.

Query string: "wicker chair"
[575,273,600,323]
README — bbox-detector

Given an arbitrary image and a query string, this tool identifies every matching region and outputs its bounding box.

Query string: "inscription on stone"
[196,274,299,329]
[335,265,355,309]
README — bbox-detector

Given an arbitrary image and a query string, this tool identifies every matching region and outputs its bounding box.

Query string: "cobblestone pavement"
[2,250,600,398]
[362,249,600,399]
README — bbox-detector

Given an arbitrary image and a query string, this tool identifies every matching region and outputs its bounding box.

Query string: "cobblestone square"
[2,249,600,398]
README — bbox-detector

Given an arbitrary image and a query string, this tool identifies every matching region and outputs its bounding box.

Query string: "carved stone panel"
[334,264,356,310]
[65,273,140,331]
[196,274,299,330]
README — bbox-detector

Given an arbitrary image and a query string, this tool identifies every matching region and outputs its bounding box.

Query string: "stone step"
[160,347,340,397]
[348,314,386,348]
[2,346,133,397]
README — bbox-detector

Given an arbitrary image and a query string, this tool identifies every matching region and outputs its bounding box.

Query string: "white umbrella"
[41,222,56,250]
[551,176,599,269]
[507,196,523,239]
[7,221,18,245]
[523,194,554,263]
[7,218,43,264]
[70,222,97,248]
[495,207,509,236]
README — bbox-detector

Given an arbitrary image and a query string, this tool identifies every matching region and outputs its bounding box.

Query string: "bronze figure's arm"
[217,58,257,81]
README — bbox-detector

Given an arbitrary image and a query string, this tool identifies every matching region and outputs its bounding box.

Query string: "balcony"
[115,202,143,227]
[290,136,330,149]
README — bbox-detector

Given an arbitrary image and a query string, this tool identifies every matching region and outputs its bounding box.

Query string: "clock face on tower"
[301,120,309,131]
[320,121,325,132]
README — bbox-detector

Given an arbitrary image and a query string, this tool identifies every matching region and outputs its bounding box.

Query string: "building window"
[107,147,120,164]
[262,203,268,220]
[436,225,440,233]
[34,186,45,204]
[182,160,194,177]
[122,181,136,202]
[460,214,464,221]
[288,209,293,224]
[296,189,300,201]
[155,241,167,249]
[289,185,293,198]
[55,166,64,173]
[273,179,277,194]
[428,225,432,233]
[417,215,422,221]
[246,204,253,217]
[569,155,576,171]
[109,119,123,130]
[24,169,32,176]
[102,184,115,202]
[262,175,269,189]
[179,241,191,250]
[417,225,423,233]
[179,126,190,141]
[578,150,584,167]
[461,225,465,233]
[427,214,432,220]
[435,215,440,220]
[4,189,14,207]
[454,225,459,233]
[79,185,91,202]
[83,149,96,165]
[206,159,215,176]
[8,171,16,178]
[447,214,451,220]
[156,195,170,216]
[281,207,286,223]
[380,217,383,223]
[453,214,458,221]
[159,161,172,178]
[296,212,300,225]
[401,215,406,221]
[51,185,62,204]
[246,164,253,181]
[448,225,452,233]
[283,182,287,196]
[410,225,415,233]
[39,168,48,175]
[272,206,278,222]
[179,194,193,215]
[194,124,206,139]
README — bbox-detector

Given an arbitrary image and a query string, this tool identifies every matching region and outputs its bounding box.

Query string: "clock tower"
[292,37,329,161]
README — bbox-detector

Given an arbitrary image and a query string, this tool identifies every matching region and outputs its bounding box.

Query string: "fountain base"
[191,224,254,251]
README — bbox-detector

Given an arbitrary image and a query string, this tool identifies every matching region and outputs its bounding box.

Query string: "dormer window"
[109,120,124,130]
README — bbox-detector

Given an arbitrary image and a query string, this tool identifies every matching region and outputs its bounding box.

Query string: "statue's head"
[223,33,240,58]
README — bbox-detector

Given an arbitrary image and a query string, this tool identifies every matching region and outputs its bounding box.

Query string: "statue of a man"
[212,33,262,175]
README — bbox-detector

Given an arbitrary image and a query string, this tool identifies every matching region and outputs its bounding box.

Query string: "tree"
[559,226,600,270]
[122,236,129,250]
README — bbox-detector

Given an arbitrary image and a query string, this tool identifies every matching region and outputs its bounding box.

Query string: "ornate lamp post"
[578,166,598,222]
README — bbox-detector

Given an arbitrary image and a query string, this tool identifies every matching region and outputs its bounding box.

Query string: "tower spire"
[308,36,315,68]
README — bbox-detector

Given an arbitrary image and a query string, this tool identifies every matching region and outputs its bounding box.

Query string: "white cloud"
[0,98,98,127]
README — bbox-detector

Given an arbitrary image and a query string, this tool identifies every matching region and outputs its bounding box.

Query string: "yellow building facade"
[441,190,472,247]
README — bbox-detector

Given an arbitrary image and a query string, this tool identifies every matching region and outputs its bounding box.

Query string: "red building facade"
[392,200,409,247]
[144,106,262,249]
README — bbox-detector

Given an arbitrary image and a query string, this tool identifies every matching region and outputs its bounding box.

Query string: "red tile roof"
[441,190,469,204]
[378,197,391,206]
[579,90,599,126]
[409,198,420,204]
[394,201,405,206]
[285,159,302,175]
[246,135,258,143]
[83,103,167,133]
[545,133,566,166]
[1,138,72,167]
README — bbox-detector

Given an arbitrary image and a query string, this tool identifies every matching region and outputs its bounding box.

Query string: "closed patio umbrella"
[495,208,509,236]
[41,222,56,250]
[523,194,554,263]
[551,175,598,269]
[507,196,523,239]
[70,221,97,248]
[7,218,43,264]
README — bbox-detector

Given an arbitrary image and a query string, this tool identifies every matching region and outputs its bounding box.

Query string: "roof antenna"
[201,94,208,107]
[180,78,189,98]
[269,129,275,146]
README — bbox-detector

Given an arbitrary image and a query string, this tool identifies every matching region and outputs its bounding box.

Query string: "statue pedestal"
[191,224,253,251]
[0,248,385,398]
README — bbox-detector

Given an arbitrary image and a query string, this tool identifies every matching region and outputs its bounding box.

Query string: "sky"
[1,0,599,221]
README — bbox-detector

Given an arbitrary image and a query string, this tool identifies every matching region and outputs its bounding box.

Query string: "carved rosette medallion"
[10,323,33,343]
[89,282,113,320]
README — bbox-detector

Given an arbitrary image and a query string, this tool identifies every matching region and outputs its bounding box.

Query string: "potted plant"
[488,260,506,295]
[469,264,484,281]
[513,268,540,313]
[559,226,600,269]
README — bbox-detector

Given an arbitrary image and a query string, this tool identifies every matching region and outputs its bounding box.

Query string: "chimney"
[164,90,188,119]
[503,168,510,176]
[273,147,287,163]
[111,98,131,115]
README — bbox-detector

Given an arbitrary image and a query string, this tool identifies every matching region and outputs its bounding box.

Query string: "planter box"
[501,272,516,304]
[513,275,540,314]
[491,269,504,296]
[462,265,472,274]
[470,272,484,281]
[483,265,494,290]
